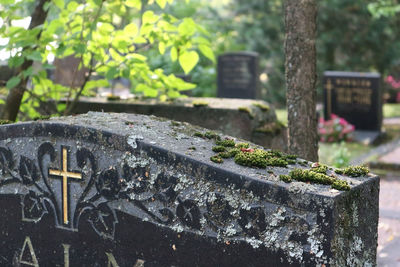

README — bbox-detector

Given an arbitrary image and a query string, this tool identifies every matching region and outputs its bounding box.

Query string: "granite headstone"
[323,71,382,131]
[217,52,260,99]
[0,112,378,266]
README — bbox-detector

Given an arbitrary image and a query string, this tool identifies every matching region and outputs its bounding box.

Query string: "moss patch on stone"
[215,139,235,147]
[279,174,292,183]
[255,121,285,135]
[238,107,254,119]
[212,146,226,152]
[286,168,350,191]
[210,155,223,163]
[342,166,369,177]
[0,120,14,125]
[192,100,209,107]
[252,102,270,111]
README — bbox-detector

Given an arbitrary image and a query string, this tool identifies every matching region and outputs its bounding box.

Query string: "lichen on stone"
[238,107,254,119]
[288,169,350,191]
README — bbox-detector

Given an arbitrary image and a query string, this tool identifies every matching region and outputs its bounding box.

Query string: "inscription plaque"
[0,112,378,266]
[323,71,382,131]
[217,52,260,99]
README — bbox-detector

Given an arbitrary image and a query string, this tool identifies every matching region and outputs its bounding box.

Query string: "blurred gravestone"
[54,55,88,88]
[323,71,382,143]
[217,52,260,99]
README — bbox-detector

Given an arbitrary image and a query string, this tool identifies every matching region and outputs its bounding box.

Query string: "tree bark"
[284,0,318,161]
[1,0,49,121]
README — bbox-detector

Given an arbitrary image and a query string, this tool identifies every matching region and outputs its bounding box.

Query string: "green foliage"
[0,0,213,119]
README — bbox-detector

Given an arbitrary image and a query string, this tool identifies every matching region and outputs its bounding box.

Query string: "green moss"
[266,157,287,167]
[287,159,296,165]
[188,146,196,151]
[0,120,13,125]
[192,100,209,107]
[219,151,232,158]
[279,174,292,183]
[334,169,344,175]
[33,115,51,121]
[215,139,235,147]
[255,121,284,135]
[332,180,351,191]
[170,121,181,126]
[107,95,121,101]
[194,132,205,138]
[238,107,254,119]
[252,102,270,111]
[234,150,267,168]
[210,155,223,164]
[205,131,221,140]
[342,165,369,177]
[312,164,328,174]
[212,146,226,152]
[288,168,350,191]
[235,142,249,149]
[284,154,297,160]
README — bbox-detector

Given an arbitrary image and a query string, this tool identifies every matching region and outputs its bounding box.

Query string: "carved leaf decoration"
[238,206,266,237]
[205,192,233,228]
[88,203,118,239]
[0,146,13,175]
[176,198,201,230]
[96,168,121,200]
[158,208,174,224]
[123,164,149,195]
[19,156,39,185]
[153,173,177,203]
[22,190,47,222]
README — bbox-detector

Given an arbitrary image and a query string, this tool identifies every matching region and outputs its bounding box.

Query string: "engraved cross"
[49,147,82,225]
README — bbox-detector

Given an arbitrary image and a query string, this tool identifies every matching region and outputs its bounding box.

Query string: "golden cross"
[49,147,82,225]
[325,79,334,118]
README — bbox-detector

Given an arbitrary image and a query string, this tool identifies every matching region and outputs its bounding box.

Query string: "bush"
[318,114,355,143]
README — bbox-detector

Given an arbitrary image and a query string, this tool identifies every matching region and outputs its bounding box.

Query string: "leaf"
[125,0,141,9]
[170,47,178,62]
[53,0,64,9]
[178,18,196,37]
[158,42,166,55]
[0,147,13,175]
[22,191,47,222]
[106,67,119,80]
[156,0,166,9]
[123,23,138,36]
[179,51,199,74]
[6,76,21,89]
[88,203,118,239]
[199,44,215,63]
[8,56,24,68]
[19,156,39,185]
[26,51,42,62]
[22,66,33,79]
[142,11,158,25]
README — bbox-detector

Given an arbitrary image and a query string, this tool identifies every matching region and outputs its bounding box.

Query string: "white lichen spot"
[225,224,237,237]
[246,237,263,249]
[127,135,143,149]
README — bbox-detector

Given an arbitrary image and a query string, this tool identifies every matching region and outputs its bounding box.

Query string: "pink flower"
[387,76,394,83]
[339,118,347,126]
[328,137,334,142]
[330,114,338,119]
[319,128,327,134]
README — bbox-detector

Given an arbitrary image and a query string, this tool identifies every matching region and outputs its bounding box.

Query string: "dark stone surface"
[323,71,382,131]
[0,112,378,266]
[217,52,260,99]
[59,97,288,151]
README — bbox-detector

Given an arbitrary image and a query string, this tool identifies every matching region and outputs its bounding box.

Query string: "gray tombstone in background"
[217,52,260,99]
[54,55,88,88]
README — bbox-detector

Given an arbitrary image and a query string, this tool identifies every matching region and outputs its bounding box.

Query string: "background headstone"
[217,52,260,99]
[323,71,382,131]
[54,55,88,88]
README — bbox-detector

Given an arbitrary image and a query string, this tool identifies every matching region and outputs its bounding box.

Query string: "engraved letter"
[105,252,119,267]
[63,244,70,267]
[19,236,39,267]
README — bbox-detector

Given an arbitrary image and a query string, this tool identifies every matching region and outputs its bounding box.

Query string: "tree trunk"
[284,0,318,161]
[1,0,49,121]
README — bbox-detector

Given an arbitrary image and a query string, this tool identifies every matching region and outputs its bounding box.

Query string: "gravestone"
[54,55,88,88]
[0,112,378,266]
[323,71,382,131]
[217,52,260,99]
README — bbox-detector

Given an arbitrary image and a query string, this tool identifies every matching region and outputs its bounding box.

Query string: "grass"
[383,103,400,118]
[318,142,370,167]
